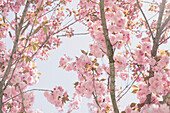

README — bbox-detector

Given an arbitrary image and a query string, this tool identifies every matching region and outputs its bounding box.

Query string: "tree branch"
[160,15,170,32]
[156,0,167,34]
[2,0,44,94]
[0,0,30,91]
[161,25,170,34]
[117,74,140,102]
[0,1,30,112]
[18,85,26,113]
[57,33,89,37]
[137,0,154,40]
[163,92,170,105]
[99,0,119,113]
[159,36,170,45]
[145,0,166,104]
[31,12,95,59]
[3,89,52,105]
[92,70,101,109]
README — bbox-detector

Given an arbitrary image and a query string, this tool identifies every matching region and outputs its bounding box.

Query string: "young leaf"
[132,89,139,94]
[95,63,99,66]
[23,80,27,84]
[32,44,37,51]
[74,82,79,88]
[25,57,31,64]
[23,70,29,73]
[130,103,136,108]
[81,50,87,55]
[100,78,106,81]
[43,27,47,35]
[32,26,41,35]
[131,85,138,89]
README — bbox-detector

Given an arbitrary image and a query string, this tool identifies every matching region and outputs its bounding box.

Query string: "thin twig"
[148,12,159,21]
[3,0,44,92]
[89,0,98,4]
[3,88,52,104]
[38,1,61,19]
[137,0,155,40]
[31,12,96,59]
[92,70,101,109]
[159,36,170,45]
[160,15,170,32]
[141,1,157,5]
[162,25,170,33]
[18,85,26,113]
[0,13,15,30]
[117,74,140,101]
[57,33,89,37]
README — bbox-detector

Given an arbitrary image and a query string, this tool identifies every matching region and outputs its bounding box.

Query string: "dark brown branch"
[100,48,107,54]
[89,0,98,4]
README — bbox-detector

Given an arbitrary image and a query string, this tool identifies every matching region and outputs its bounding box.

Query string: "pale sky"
[4,0,169,113]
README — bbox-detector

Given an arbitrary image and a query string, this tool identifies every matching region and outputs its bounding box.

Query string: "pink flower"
[44,86,69,109]
[137,83,151,103]
[141,104,170,113]
[167,3,170,9]
[115,55,128,71]
[119,72,129,80]
[149,58,156,66]
[157,55,169,68]
[90,43,104,58]
[28,109,43,113]
[125,105,132,113]
[0,40,6,49]
[66,0,72,2]
[142,43,151,52]
[126,0,136,3]
[136,32,142,38]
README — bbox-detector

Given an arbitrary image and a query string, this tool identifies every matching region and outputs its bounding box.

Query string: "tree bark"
[99,0,119,112]
[0,1,30,112]
[141,0,168,104]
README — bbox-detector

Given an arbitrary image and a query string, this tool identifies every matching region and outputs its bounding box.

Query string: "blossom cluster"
[44,86,69,111]
[0,0,73,112]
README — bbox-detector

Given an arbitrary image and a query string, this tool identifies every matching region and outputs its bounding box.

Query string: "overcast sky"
[4,0,170,113]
